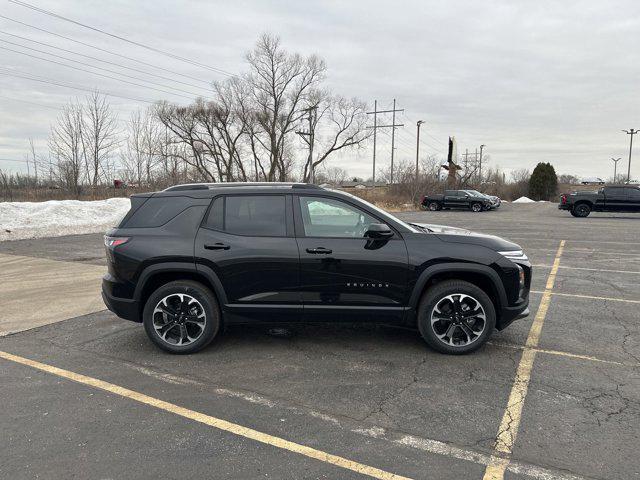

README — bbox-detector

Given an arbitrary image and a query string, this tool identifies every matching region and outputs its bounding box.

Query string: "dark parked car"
[103,183,531,355]
[421,190,492,212]
[559,185,640,217]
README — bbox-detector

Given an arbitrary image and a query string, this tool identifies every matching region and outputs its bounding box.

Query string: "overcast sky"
[1,0,639,180]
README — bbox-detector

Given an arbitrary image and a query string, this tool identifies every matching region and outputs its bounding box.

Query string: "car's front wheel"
[143,280,221,354]
[418,280,496,354]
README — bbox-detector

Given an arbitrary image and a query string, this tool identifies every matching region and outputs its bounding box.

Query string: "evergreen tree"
[528,162,558,201]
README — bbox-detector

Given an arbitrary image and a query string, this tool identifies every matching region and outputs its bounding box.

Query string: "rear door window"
[205,195,287,237]
[124,196,192,228]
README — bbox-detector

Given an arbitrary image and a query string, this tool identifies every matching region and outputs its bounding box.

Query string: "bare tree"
[122,108,162,185]
[28,138,38,185]
[156,99,247,182]
[80,91,120,187]
[48,101,84,196]
[322,166,349,185]
[302,95,370,182]
[243,33,326,181]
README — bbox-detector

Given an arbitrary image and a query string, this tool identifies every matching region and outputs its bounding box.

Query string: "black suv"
[102,183,531,355]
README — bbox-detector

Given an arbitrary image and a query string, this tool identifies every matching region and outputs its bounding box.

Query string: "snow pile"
[512,196,536,203]
[0,198,131,241]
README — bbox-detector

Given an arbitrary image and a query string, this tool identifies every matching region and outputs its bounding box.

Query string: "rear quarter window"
[123,196,193,228]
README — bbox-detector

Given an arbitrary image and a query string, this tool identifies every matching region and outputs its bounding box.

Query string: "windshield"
[330,190,421,233]
[465,190,486,197]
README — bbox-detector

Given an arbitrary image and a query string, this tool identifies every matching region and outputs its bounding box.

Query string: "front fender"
[407,262,508,311]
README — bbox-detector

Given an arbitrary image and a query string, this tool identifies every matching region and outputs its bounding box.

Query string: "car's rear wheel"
[143,280,220,354]
[470,202,483,212]
[572,203,591,217]
[418,280,496,354]
[428,201,441,211]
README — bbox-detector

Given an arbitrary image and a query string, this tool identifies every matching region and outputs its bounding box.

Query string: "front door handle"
[306,247,332,254]
[204,243,230,250]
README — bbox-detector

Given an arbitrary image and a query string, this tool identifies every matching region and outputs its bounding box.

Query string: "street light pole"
[623,129,638,183]
[416,120,424,180]
[611,157,621,183]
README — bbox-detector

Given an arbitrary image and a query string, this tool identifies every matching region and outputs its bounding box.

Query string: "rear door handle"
[204,243,230,250]
[306,247,332,254]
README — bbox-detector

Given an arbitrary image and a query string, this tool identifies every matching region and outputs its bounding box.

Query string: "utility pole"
[479,144,485,184]
[366,100,404,186]
[462,149,469,175]
[296,105,318,183]
[474,148,478,184]
[611,157,621,183]
[415,120,424,179]
[623,129,638,183]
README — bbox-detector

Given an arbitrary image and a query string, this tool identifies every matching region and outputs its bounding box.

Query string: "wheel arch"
[408,263,507,319]
[134,262,227,318]
[573,199,594,208]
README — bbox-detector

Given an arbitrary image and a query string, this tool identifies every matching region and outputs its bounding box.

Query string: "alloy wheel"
[430,293,486,347]
[152,293,206,346]
[471,203,482,212]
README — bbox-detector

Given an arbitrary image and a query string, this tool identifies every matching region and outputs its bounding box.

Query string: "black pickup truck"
[559,185,640,217]
[422,190,492,212]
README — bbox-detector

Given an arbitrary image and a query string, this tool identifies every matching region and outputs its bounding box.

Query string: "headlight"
[516,264,525,297]
[498,250,528,262]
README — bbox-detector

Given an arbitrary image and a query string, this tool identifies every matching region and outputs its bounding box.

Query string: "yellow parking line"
[482,240,565,480]
[0,350,411,480]
[530,290,640,304]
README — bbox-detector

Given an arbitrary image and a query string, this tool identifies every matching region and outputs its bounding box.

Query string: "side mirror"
[365,223,393,239]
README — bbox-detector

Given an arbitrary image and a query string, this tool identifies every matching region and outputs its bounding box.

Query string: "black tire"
[143,280,221,354]
[470,202,483,212]
[428,201,441,211]
[417,280,496,354]
[572,203,591,217]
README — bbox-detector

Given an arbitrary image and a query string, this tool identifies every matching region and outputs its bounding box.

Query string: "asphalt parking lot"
[1,202,639,480]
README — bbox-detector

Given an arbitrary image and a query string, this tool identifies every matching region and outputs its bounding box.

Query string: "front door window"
[298,196,376,238]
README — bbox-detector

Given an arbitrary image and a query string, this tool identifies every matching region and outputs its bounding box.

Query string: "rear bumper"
[558,203,570,210]
[102,274,140,322]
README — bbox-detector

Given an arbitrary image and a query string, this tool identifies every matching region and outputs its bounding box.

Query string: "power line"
[0,95,139,128]
[8,0,238,78]
[0,14,212,85]
[0,69,156,103]
[1,46,197,100]
[0,94,61,110]
[0,30,212,92]
[0,40,204,97]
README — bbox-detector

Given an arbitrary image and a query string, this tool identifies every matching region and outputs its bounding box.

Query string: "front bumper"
[497,298,529,330]
[102,274,140,322]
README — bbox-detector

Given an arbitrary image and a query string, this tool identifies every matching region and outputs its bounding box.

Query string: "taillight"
[104,236,130,248]
[560,194,567,204]
[421,196,427,203]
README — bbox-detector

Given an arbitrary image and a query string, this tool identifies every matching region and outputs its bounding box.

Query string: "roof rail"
[164,182,323,192]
